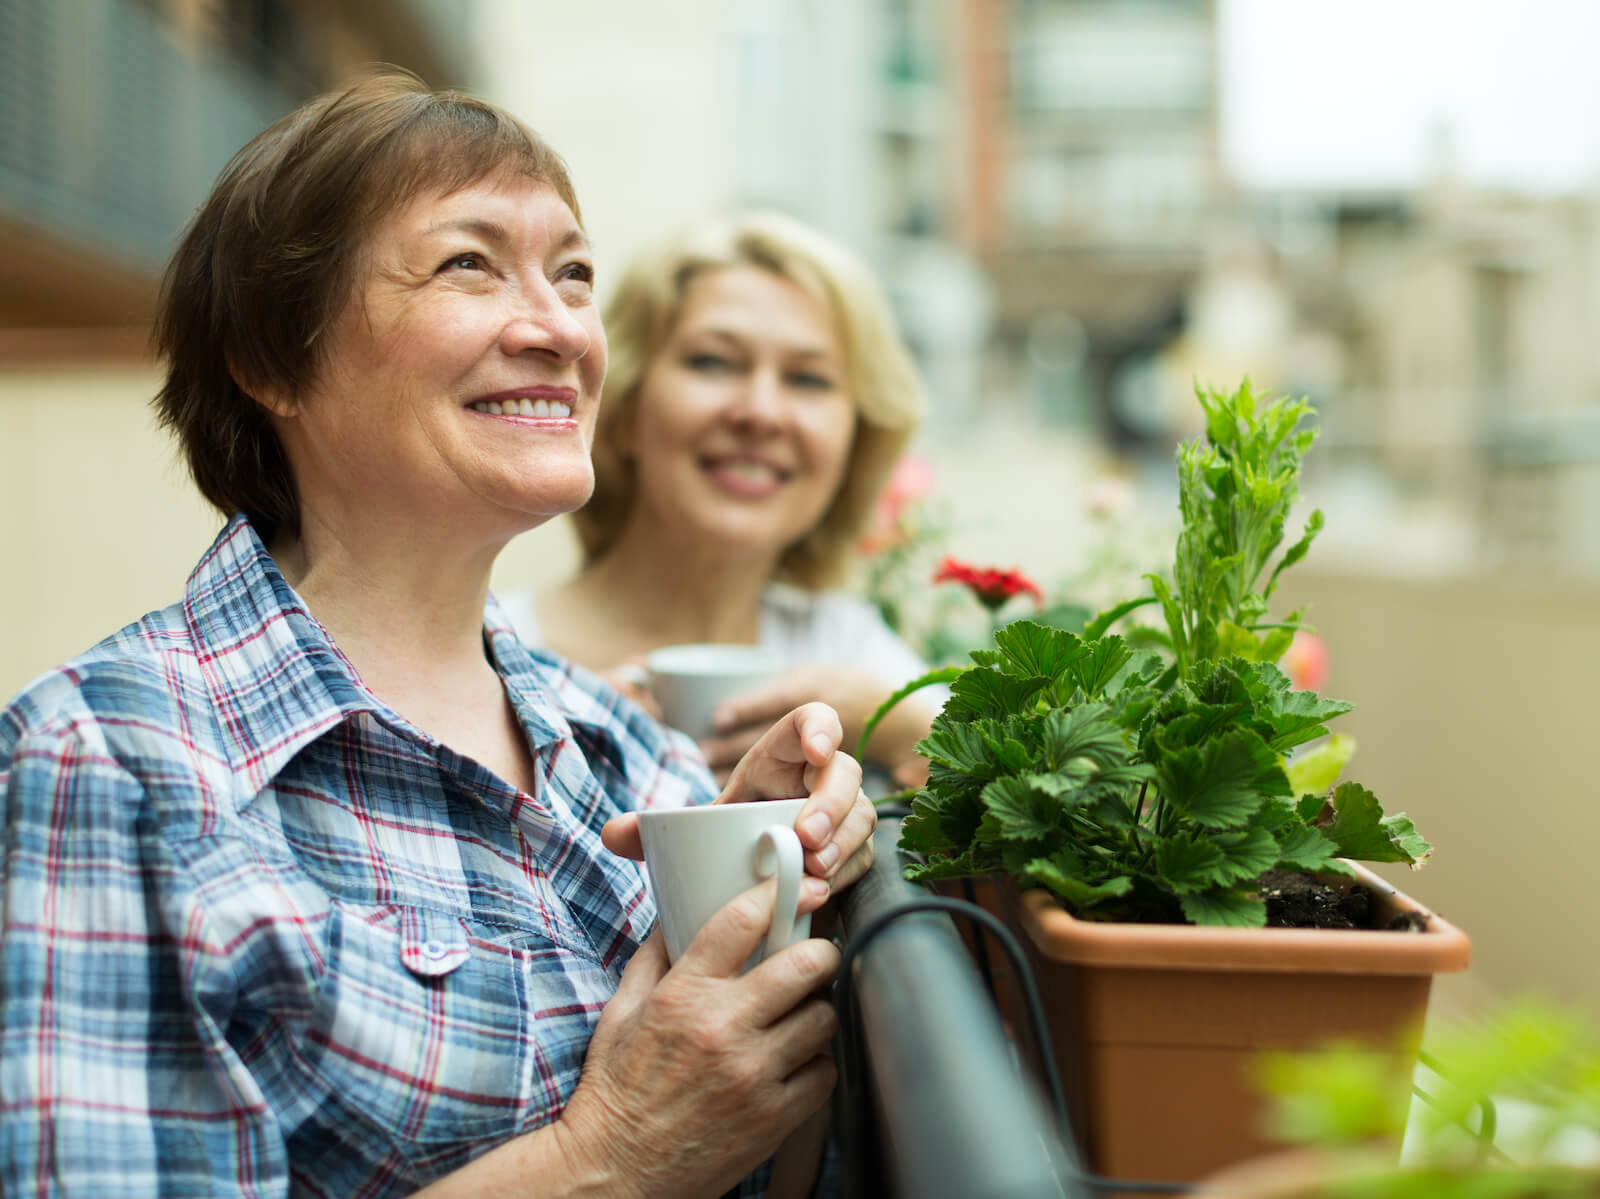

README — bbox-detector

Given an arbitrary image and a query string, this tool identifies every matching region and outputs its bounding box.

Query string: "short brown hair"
[573,212,926,589]
[152,68,579,543]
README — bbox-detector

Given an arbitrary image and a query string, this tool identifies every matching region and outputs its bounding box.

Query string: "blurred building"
[0,0,474,345]
[1232,182,1600,580]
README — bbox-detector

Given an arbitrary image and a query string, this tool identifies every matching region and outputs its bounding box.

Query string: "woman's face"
[267,175,606,549]
[621,264,856,562]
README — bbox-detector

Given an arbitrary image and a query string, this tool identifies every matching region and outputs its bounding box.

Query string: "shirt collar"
[183,515,568,803]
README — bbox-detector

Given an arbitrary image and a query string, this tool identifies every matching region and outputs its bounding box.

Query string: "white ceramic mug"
[645,642,784,741]
[637,798,812,970]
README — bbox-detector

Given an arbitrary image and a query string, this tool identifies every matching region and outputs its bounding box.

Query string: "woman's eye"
[439,253,484,273]
[788,371,836,391]
[558,261,595,285]
[686,352,736,372]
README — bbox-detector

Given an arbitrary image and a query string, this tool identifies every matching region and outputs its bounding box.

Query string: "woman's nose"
[500,285,590,362]
[729,366,784,426]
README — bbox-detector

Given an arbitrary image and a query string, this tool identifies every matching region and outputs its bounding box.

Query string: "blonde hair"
[575,211,926,588]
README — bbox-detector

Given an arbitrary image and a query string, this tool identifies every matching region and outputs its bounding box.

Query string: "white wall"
[0,365,223,697]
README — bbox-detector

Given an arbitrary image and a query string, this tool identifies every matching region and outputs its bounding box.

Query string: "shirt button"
[423,939,449,960]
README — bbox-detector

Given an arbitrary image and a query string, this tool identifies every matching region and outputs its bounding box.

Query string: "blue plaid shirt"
[0,515,788,1196]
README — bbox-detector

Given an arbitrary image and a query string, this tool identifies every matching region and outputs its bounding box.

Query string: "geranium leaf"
[1154,832,1227,894]
[1296,792,1328,823]
[1255,687,1356,753]
[979,732,1034,774]
[949,668,1049,720]
[1324,782,1433,866]
[1286,733,1356,796]
[1155,730,1288,829]
[978,776,1062,843]
[1068,636,1134,698]
[1038,705,1127,773]
[1212,823,1284,884]
[988,619,1085,679]
[1272,822,1343,873]
[918,721,995,776]
[903,843,996,883]
[1021,855,1133,911]
[1180,886,1268,928]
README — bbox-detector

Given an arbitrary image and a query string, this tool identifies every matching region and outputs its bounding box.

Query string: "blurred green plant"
[1252,1000,1600,1197]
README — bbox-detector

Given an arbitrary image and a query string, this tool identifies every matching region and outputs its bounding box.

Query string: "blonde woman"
[522,213,942,788]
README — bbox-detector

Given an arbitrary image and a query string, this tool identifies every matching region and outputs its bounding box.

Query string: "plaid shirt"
[0,515,785,1197]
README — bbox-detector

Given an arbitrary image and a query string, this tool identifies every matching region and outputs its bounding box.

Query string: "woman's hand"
[601,701,875,911]
[413,886,839,1199]
[555,888,841,1199]
[698,665,935,790]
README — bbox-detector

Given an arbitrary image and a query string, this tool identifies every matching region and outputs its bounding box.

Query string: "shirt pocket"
[305,901,533,1145]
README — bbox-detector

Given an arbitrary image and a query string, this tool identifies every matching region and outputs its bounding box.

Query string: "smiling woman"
[0,70,876,1199]
[521,213,942,791]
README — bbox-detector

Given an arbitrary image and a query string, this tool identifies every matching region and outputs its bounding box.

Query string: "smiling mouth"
[469,398,573,418]
[702,456,792,487]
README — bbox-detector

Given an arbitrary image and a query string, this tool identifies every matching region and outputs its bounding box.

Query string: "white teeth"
[470,398,574,418]
[719,460,781,483]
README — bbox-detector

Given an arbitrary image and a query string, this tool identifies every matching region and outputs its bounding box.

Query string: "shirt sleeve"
[0,725,282,1197]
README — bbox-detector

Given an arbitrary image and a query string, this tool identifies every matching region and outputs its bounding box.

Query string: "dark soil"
[1259,869,1427,931]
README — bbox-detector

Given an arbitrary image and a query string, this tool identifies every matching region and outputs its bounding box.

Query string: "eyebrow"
[693,327,837,360]
[418,218,590,253]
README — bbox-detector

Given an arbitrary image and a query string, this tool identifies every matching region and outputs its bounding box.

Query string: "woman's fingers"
[810,787,876,886]
[599,811,643,861]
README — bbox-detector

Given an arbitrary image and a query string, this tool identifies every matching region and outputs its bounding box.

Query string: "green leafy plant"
[860,379,1431,927]
[1250,1000,1600,1197]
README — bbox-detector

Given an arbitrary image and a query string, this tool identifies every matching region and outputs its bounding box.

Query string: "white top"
[498,584,947,792]
[498,582,937,693]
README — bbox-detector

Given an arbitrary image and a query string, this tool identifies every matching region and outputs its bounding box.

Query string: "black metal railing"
[834,818,1090,1198]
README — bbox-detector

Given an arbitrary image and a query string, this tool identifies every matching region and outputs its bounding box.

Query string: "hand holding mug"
[600,701,876,905]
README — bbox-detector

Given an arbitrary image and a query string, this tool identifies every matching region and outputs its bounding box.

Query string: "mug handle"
[755,824,804,961]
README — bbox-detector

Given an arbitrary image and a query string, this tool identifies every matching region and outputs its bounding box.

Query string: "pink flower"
[859,454,937,555]
[1281,630,1329,692]
[934,557,1044,612]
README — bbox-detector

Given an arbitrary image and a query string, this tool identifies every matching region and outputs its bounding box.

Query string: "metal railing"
[834,818,1089,1198]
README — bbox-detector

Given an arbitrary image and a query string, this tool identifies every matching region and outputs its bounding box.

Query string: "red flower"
[934,557,1044,612]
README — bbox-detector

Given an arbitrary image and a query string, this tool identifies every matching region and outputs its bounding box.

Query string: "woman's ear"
[228,356,298,419]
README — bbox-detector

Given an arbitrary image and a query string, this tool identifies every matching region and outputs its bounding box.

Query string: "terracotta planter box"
[999,862,1471,1196]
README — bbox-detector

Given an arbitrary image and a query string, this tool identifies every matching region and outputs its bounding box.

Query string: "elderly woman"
[522,213,943,790]
[0,74,874,1198]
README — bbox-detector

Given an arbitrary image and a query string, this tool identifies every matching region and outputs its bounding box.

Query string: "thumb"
[673,878,778,980]
[601,812,643,860]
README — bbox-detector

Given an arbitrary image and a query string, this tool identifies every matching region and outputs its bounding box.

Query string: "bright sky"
[1218,0,1600,193]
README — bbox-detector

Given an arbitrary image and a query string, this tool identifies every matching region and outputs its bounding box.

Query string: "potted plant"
[858,379,1471,1189]
[1204,999,1600,1197]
